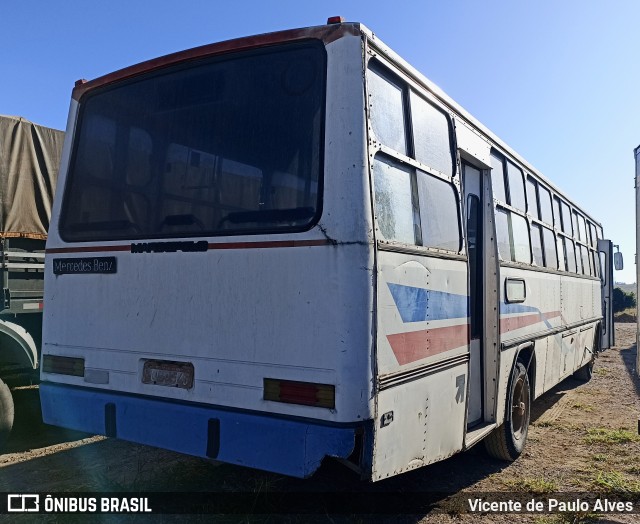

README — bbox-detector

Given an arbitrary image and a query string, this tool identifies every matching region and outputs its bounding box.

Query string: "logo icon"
[7,494,39,512]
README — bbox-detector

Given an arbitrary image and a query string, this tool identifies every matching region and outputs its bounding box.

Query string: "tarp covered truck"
[0,115,63,449]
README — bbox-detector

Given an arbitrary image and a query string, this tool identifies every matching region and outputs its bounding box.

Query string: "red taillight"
[327,16,345,25]
[264,378,335,409]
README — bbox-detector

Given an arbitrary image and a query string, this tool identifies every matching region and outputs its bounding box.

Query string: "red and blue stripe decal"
[387,284,468,322]
[386,284,469,365]
[385,283,561,366]
[499,302,561,333]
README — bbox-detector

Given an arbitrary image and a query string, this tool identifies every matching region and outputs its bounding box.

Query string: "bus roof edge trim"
[71,23,361,101]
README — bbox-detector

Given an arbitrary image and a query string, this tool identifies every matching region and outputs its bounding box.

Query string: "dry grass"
[592,470,640,493]
[584,427,640,445]
[502,476,558,494]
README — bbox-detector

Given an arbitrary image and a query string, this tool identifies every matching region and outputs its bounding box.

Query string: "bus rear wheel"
[0,378,14,451]
[484,361,531,461]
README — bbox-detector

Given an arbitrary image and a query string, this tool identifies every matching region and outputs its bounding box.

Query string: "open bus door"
[598,239,616,350]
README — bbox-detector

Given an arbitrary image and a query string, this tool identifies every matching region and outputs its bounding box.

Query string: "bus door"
[463,163,484,426]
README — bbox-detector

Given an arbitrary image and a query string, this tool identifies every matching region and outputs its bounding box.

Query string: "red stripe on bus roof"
[72,24,359,101]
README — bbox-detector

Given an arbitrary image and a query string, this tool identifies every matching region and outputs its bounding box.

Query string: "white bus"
[41,18,618,481]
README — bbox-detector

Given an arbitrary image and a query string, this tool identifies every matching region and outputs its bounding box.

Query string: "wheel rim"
[511,375,529,441]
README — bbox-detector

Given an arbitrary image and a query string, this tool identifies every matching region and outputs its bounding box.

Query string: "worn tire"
[0,378,14,452]
[484,361,531,461]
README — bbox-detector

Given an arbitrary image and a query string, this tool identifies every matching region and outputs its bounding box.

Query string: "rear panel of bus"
[40,26,375,478]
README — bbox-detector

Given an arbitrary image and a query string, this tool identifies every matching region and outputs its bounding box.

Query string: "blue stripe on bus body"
[387,282,558,331]
[499,302,556,329]
[387,283,469,323]
[499,302,539,315]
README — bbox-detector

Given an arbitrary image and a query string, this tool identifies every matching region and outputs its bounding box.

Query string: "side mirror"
[614,251,624,271]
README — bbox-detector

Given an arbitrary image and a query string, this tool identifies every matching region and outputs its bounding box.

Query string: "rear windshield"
[60,41,326,242]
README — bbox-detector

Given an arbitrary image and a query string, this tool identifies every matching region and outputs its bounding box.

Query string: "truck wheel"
[484,361,530,461]
[0,378,14,451]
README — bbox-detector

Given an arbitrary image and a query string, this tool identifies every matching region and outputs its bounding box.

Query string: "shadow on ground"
[5,386,91,453]
[620,341,640,398]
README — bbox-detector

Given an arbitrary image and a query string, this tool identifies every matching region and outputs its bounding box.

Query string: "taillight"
[263,378,335,409]
[42,355,85,377]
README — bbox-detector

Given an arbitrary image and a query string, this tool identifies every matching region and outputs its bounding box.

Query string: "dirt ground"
[0,324,638,523]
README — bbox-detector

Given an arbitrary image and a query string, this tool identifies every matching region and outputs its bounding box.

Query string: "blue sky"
[2,1,637,282]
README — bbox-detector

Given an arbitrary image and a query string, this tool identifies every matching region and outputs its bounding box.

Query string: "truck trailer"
[0,115,64,449]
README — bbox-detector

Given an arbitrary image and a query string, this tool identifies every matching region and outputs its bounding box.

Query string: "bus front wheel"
[484,361,531,461]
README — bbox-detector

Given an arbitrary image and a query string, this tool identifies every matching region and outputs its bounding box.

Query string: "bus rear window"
[60,42,326,241]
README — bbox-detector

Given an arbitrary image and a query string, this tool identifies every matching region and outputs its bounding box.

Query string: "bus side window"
[367,64,407,155]
[564,238,577,273]
[573,211,585,242]
[531,223,543,265]
[416,171,460,251]
[553,196,562,230]
[588,222,597,248]
[578,215,588,244]
[372,155,416,244]
[510,213,531,263]
[490,152,507,202]
[409,92,454,177]
[580,245,592,276]
[542,227,557,269]
[506,161,526,211]
[495,208,511,260]
[538,185,553,225]
[560,201,573,236]
[556,234,566,271]
[526,177,539,219]
[491,151,531,264]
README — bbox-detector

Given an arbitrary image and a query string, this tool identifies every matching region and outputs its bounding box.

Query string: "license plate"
[142,360,194,389]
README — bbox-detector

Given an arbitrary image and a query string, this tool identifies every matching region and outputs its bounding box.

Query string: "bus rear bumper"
[39,382,358,478]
